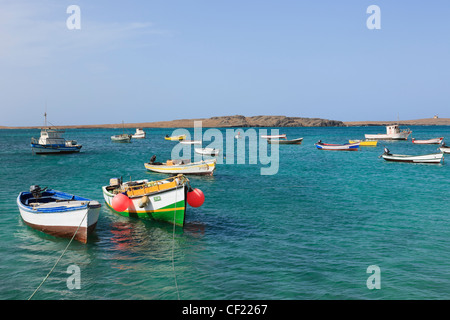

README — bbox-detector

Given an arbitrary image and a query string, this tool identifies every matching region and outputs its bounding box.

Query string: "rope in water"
[28,209,88,300]
[171,182,180,300]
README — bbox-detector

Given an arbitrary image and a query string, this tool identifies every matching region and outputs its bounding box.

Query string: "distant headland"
[1,115,449,129]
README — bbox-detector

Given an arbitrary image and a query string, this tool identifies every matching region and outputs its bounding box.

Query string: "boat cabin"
[386,125,401,135]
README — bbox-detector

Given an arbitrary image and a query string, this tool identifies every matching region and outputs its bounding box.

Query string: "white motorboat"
[380,148,444,164]
[365,125,412,140]
[195,147,220,156]
[132,128,146,139]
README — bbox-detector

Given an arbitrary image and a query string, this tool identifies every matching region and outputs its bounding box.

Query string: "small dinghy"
[380,148,444,164]
[267,137,303,145]
[180,140,202,145]
[165,134,186,141]
[145,155,216,175]
[17,186,101,243]
[412,137,443,144]
[440,143,450,154]
[195,147,220,156]
[315,140,360,151]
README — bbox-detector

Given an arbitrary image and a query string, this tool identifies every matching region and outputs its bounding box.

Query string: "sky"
[1,0,449,126]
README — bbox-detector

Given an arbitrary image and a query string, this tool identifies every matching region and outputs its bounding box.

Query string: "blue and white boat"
[315,140,360,151]
[31,113,82,154]
[17,186,101,243]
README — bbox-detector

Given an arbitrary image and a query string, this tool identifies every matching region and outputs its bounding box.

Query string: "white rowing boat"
[380,148,444,164]
[195,147,220,156]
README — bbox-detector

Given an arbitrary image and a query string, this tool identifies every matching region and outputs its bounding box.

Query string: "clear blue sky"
[1,0,449,126]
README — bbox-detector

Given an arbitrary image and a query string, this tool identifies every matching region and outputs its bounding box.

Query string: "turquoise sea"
[0,126,449,300]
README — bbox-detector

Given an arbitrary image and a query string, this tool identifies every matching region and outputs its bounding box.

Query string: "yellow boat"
[349,140,378,147]
[164,134,186,141]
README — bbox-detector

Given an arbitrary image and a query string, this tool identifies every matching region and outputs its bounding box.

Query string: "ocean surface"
[0,126,449,300]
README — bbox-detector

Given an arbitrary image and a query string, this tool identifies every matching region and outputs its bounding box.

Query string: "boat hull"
[364,133,411,140]
[165,135,186,141]
[31,143,82,154]
[194,148,220,156]
[102,183,187,226]
[267,138,303,145]
[381,153,444,164]
[17,191,100,243]
[111,134,132,142]
[145,159,216,175]
[315,142,360,151]
[412,137,444,144]
[440,147,450,154]
[349,140,378,147]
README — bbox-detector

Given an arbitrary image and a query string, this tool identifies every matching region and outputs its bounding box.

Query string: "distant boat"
[132,128,146,139]
[439,143,450,154]
[17,185,101,243]
[315,140,360,151]
[145,155,216,175]
[165,134,186,141]
[102,175,190,227]
[180,140,202,145]
[267,137,303,145]
[380,148,444,164]
[235,132,241,139]
[412,137,443,144]
[31,113,82,154]
[261,134,287,139]
[195,147,220,156]
[349,140,378,147]
[112,121,132,142]
[365,125,412,140]
[111,134,132,142]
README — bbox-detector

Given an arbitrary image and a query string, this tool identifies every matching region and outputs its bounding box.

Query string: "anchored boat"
[132,128,146,139]
[102,175,194,226]
[145,155,216,175]
[195,148,220,156]
[412,137,443,144]
[365,125,412,140]
[31,113,82,154]
[440,143,450,154]
[380,148,444,164]
[315,141,360,151]
[111,134,132,142]
[17,186,101,243]
[268,137,303,145]
[349,140,378,147]
[165,134,186,141]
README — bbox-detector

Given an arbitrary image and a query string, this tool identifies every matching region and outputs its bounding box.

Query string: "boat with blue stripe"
[315,140,360,151]
[17,186,100,243]
[30,112,82,154]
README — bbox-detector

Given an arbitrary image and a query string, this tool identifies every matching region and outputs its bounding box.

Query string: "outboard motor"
[150,155,156,164]
[384,147,391,155]
[30,185,47,198]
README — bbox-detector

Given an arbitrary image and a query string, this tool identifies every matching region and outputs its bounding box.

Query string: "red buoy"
[187,188,205,207]
[112,193,130,212]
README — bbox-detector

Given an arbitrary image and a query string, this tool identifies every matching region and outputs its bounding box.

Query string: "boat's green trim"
[105,199,186,226]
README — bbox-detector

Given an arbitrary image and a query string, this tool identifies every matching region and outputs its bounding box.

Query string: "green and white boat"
[102,175,190,226]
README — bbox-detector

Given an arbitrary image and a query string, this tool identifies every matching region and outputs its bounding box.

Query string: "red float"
[187,188,205,207]
[112,193,130,212]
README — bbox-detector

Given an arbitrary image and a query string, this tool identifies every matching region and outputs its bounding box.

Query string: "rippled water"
[0,126,449,300]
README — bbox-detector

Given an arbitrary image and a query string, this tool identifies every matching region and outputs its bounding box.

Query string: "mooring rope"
[171,183,181,300]
[28,209,89,300]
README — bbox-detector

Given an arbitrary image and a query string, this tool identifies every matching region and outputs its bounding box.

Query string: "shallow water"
[0,126,449,299]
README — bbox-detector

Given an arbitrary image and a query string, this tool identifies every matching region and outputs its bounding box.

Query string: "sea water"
[0,126,449,300]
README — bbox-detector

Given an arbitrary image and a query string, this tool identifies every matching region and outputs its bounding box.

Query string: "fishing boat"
[365,125,412,140]
[144,155,216,175]
[111,121,132,142]
[349,140,378,147]
[165,134,186,141]
[380,148,444,164]
[195,147,220,156]
[412,137,444,144]
[132,128,146,139]
[102,175,190,226]
[31,113,82,154]
[17,186,101,243]
[267,137,303,145]
[111,134,132,142]
[180,140,202,145]
[315,140,360,151]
